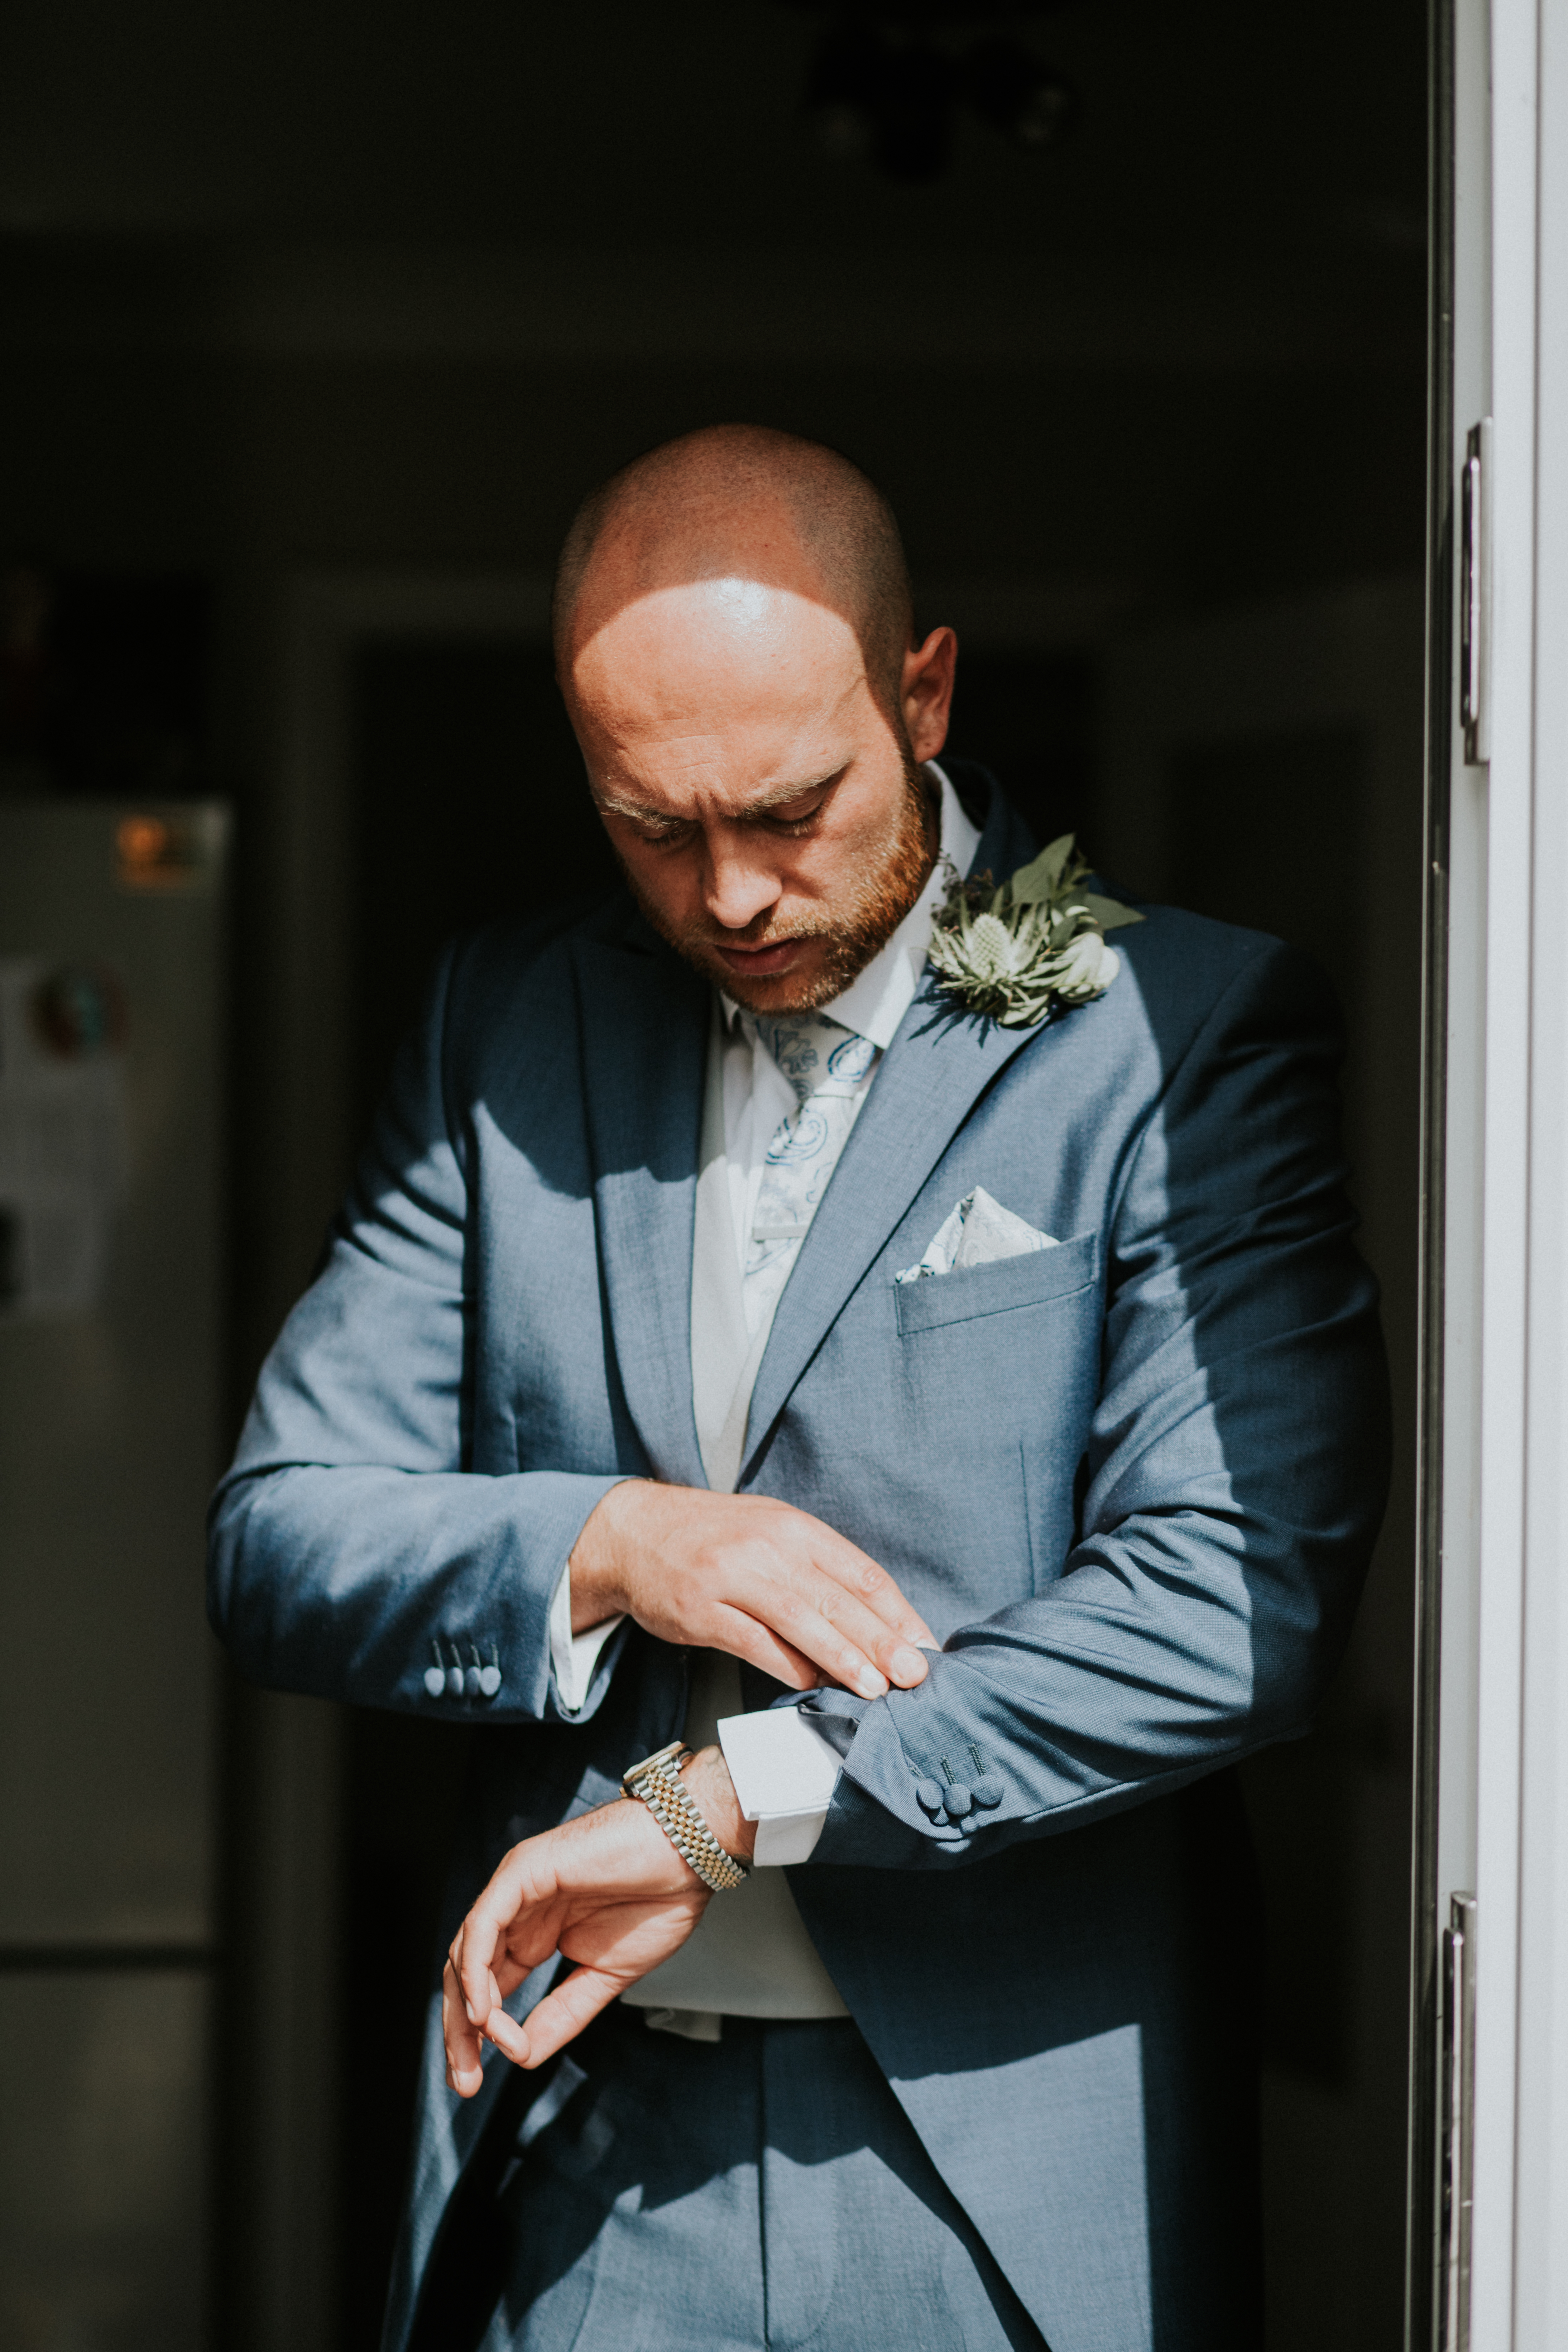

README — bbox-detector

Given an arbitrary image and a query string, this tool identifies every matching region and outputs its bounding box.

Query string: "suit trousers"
[473,2006,1051,2352]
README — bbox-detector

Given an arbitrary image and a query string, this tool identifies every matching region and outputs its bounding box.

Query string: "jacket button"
[915,1778,945,1815]
[423,1667,446,1699]
[944,1783,973,1817]
[972,1778,1003,1809]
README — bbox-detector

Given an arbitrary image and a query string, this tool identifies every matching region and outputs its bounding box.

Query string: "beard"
[624,755,938,1014]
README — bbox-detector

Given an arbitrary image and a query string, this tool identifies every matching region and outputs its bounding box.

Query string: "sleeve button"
[464,1665,483,1696]
[915,1778,945,1815]
[446,1665,466,1698]
[479,1665,502,1697]
[423,1667,447,1699]
[944,1783,973,1817]
[972,1778,1004,1809]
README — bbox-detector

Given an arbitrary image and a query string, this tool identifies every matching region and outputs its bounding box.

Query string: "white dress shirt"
[550,765,979,2023]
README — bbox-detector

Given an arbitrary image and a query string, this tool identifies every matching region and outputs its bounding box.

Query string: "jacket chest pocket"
[893,1230,1098,1338]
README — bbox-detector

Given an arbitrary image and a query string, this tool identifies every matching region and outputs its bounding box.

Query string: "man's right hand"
[568,1481,935,1699]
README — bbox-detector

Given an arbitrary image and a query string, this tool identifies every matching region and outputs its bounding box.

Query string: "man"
[210,425,1388,2352]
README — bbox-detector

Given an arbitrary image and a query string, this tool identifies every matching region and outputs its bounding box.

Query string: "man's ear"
[902,627,958,764]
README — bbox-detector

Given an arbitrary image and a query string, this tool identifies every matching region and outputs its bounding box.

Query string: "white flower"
[926,834,1142,1028]
[1050,930,1120,1004]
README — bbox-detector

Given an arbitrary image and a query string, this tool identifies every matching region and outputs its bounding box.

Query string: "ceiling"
[0,0,1426,266]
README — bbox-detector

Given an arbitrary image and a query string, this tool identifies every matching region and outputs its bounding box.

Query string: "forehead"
[567,577,868,717]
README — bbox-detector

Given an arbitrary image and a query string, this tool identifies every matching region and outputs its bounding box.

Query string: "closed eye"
[625,814,698,847]
[599,769,845,846]
[748,775,842,835]
[756,804,825,837]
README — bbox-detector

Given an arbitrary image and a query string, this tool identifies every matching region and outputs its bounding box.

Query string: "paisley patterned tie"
[741,1011,880,1337]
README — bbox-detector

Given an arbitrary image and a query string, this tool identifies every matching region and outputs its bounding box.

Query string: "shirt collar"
[719,761,982,1050]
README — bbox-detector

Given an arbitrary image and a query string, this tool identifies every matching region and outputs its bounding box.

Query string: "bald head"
[552,424,915,700]
[551,424,956,1015]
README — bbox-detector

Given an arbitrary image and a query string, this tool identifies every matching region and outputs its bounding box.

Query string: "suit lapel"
[573,923,710,1489]
[739,775,1041,1481]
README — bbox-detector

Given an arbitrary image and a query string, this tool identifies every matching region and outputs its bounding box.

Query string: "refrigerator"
[0,800,229,2349]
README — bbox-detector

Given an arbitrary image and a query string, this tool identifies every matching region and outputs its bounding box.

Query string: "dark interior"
[0,1,1427,2345]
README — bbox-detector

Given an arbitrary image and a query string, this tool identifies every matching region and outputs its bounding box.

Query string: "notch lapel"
[573,925,710,1490]
[738,989,1047,1481]
[738,774,1043,1482]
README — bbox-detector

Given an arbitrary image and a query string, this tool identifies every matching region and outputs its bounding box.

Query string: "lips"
[711,935,814,977]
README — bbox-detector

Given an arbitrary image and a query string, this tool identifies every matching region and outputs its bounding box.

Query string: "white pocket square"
[895,1186,1059,1284]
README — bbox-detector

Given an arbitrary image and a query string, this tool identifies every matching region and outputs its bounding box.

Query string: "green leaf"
[1080,891,1145,932]
[1006,835,1078,906]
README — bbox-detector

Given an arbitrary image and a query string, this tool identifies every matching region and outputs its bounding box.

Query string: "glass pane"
[0,1969,208,2350]
[0,805,225,1945]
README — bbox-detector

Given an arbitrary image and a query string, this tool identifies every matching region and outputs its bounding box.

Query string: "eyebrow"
[591,770,844,825]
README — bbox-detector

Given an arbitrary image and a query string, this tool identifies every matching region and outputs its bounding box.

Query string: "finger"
[453,1927,500,2041]
[801,1523,937,1649]
[706,1605,825,1691]
[452,1882,524,2038]
[479,2002,536,2069]
[799,1571,933,1690]
[721,1579,888,1700]
[727,1562,930,1700]
[443,1957,487,2096]
[487,1950,537,2001]
[500,1964,628,2070]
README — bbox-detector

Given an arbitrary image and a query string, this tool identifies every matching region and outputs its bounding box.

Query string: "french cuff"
[547,1560,625,1718]
[718,1703,843,1866]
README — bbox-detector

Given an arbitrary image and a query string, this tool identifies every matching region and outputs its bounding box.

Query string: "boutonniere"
[927,834,1144,1029]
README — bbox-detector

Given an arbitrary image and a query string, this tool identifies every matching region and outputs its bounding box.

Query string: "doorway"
[0,1,1430,2346]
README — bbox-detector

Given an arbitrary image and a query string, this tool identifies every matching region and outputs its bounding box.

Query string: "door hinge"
[1461,421,1492,764]
[1438,1892,1476,2352]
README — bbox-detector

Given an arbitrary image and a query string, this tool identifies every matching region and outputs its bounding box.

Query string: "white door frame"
[1495,0,1568,2335]
[1418,0,1568,2342]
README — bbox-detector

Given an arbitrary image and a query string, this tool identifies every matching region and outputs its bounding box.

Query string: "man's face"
[563,576,957,1014]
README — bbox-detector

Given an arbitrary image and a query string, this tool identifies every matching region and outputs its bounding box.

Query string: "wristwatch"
[622,1740,749,1893]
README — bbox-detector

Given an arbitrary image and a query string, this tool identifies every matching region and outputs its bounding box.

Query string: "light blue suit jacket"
[209,766,1389,2352]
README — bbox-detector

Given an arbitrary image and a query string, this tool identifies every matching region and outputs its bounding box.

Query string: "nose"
[703,830,783,933]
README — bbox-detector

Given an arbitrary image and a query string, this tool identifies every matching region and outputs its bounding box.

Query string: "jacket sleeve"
[206,943,626,1723]
[805,939,1392,1869]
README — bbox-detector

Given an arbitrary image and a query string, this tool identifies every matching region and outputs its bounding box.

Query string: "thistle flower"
[927,837,1141,1029]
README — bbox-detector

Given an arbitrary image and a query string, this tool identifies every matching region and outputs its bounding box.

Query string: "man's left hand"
[442,1746,756,2094]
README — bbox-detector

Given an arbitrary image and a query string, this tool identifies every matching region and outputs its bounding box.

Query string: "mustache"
[682,914,830,953]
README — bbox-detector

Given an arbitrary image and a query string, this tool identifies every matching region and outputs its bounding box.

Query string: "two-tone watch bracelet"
[621,1740,749,1893]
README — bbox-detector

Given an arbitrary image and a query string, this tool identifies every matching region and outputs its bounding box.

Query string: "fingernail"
[891,1646,927,1682]
[857,1667,888,1697]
